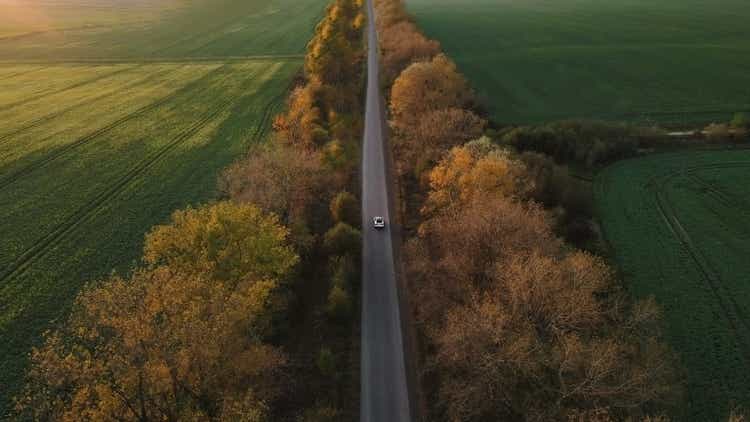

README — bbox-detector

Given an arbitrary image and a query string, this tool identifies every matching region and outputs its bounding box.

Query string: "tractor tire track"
[0,64,232,190]
[0,64,140,113]
[250,92,285,143]
[0,89,240,285]
[651,163,750,362]
[0,64,186,144]
[0,66,49,82]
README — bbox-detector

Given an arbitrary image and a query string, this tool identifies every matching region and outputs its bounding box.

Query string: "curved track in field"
[0,66,260,285]
[649,161,750,362]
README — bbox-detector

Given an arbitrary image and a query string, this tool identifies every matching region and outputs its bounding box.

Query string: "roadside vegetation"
[11,0,365,420]
[0,0,330,413]
[374,0,685,420]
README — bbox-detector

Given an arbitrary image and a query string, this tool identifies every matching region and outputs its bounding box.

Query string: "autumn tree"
[422,137,530,215]
[323,222,361,257]
[390,54,473,134]
[144,201,298,284]
[379,20,441,85]
[406,193,679,421]
[219,143,329,253]
[17,203,299,421]
[330,191,360,227]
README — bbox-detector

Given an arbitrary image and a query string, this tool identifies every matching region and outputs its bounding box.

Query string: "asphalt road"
[360,0,412,421]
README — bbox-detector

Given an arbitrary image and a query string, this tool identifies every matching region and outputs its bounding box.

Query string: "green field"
[0,0,325,413]
[595,150,750,420]
[408,0,750,126]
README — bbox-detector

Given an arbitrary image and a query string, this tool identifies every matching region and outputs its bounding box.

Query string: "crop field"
[595,149,750,420]
[408,0,750,126]
[0,0,326,413]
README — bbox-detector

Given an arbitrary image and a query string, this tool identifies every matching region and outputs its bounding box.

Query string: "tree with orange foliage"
[422,137,530,215]
[16,202,298,421]
[407,192,680,422]
[389,54,473,134]
[379,20,441,85]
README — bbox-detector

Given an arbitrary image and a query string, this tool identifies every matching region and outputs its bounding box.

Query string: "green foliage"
[330,255,358,290]
[502,120,640,169]
[326,285,352,320]
[144,201,298,283]
[731,112,750,129]
[323,223,361,256]
[316,347,337,377]
[408,0,750,125]
[595,149,750,420]
[330,191,360,226]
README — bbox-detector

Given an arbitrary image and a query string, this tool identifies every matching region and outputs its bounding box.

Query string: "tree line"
[14,1,366,420]
[373,0,687,420]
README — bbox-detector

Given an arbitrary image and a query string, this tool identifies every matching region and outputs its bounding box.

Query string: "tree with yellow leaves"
[422,137,531,216]
[144,201,298,284]
[16,202,299,421]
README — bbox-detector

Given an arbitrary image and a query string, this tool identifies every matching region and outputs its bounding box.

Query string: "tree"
[326,285,353,320]
[422,137,530,216]
[406,195,679,421]
[273,83,325,148]
[330,191,359,227]
[144,201,298,284]
[393,107,486,178]
[219,145,328,251]
[390,54,473,134]
[379,20,441,85]
[16,267,286,421]
[323,223,361,257]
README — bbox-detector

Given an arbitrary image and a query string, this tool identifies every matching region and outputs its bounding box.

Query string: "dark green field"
[0,0,326,413]
[408,0,750,126]
[596,149,750,420]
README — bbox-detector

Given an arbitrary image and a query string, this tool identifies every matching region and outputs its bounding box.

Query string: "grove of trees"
[375,0,682,420]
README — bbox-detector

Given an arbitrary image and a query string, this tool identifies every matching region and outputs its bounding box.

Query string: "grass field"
[595,149,750,420]
[408,0,750,126]
[0,0,326,414]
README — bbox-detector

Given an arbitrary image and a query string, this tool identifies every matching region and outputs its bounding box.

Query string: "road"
[360,0,412,421]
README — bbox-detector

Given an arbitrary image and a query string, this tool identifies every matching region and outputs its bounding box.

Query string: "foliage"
[731,112,750,129]
[323,222,362,257]
[316,348,337,377]
[330,191,360,227]
[144,201,298,284]
[325,285,353,320]
[501,121,640,169]
[390,54,472,134]
[407,193,679,421]
[422,137,530,215]
[16,266,286,421]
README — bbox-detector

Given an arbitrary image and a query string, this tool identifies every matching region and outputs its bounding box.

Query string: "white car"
[373,216,385,229]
